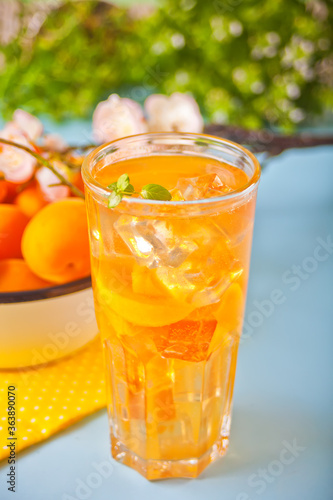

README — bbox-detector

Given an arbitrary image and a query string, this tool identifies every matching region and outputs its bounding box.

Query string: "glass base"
[110,433,230,480]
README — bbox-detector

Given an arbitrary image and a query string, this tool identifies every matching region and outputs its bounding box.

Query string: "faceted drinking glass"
[82,133,260,480]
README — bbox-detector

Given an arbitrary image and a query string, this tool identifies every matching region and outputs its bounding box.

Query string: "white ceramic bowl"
[0,277,98,369]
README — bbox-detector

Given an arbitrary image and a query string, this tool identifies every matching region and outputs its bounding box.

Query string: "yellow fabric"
[0,337,106,460]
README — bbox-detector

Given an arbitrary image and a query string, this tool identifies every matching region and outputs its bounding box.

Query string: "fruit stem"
[0,138,85,199]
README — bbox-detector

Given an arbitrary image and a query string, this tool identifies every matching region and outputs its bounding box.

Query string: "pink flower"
[13,109,43,141]
[0,124,37,183]
[43,133,68,152]
[36,161,70,202]
[93,94,147,143]
[145,92,204,133]
[0,110,43,183]
[128,4,155,19]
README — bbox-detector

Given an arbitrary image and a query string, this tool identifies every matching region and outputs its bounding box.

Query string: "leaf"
[123,183,134,196]
[107,181,118,192]
[141,184,172,201]
[108,176,171,207]
[117,173,130,192]
[108,191,122,208]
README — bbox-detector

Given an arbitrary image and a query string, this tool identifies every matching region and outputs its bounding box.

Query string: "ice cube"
[212,193,256,248]
[89,227,101,258]
[154,220,243,307]
[115,215,243,307]
[170,174,232,201]
[206,163,247,191]
[156,259,242,307]
[96,205,132,258]
[114,216,198,268]
[190,263,243,307]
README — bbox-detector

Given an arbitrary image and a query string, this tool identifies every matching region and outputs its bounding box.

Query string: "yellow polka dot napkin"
[0,338,106,461]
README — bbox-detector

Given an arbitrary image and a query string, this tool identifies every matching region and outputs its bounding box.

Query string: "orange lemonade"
[83,134,260,480]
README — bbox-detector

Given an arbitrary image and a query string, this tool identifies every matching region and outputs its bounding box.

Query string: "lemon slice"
[208,283,244,355]
[97,280,194,327]
[132,264,169,298]
[214,282,244,331]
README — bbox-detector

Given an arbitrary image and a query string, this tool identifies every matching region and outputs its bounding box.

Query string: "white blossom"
[289,108,306,123]
[266,32,281,45]
[229,21,243,37]
[171,33,185,49]
[13,109,43,141]
[0,124,36,183]
[43,133,68,152]
[251,81,265,94]
[36,161,70,202]
[286,83,301,100]
[145,92,204,133]
[93,94,147,144]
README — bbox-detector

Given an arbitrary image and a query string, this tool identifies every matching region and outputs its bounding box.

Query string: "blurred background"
[0,0,332,130]
[0,3,333,499]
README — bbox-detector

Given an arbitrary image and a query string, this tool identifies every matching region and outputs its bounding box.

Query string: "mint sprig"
[108,191,123,208]
[107,174,171,208]
[141,184,172,201]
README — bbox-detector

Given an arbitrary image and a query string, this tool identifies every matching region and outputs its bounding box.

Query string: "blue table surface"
[1,121,332,500]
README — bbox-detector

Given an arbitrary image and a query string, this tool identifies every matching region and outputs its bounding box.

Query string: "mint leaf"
[123,183,134,196]
[141,184,172,201]
[108,191,122,208]
[107,181,118,192]
[117,174,130,192]
[107,175,171,208]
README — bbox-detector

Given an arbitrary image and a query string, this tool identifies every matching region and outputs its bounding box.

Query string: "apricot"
[208,283,244,355]
[22,198,90,283]
[0,259,51,292]
[0,181,7,203]
[0,181,19,203]
[15,185,47,218]
[214,283,244,333]
[0,204,29,259]
[72,170,85,194]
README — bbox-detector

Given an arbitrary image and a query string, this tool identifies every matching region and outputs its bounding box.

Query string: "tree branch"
[59,126,333,159]
[204,124,333,156]
[0,138,85,199]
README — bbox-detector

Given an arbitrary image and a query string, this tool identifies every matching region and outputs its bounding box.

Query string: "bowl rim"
[0,276,92,304]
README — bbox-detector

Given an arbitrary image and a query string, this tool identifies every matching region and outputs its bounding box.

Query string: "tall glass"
[82,133,260,480]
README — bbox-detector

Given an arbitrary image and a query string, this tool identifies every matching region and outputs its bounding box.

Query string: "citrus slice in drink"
[132,264,170,298]
[96,278,194,327]
[208,283,244,355]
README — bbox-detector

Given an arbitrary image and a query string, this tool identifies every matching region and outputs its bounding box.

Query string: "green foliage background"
[0,0,332,129]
